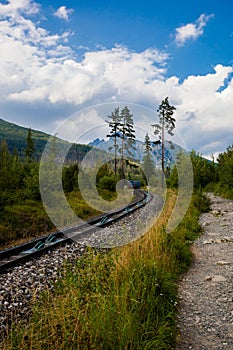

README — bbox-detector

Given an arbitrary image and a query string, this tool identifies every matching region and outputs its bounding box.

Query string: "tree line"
[105,99,233,198]
[0,101,232,246]
[105,97,177,186]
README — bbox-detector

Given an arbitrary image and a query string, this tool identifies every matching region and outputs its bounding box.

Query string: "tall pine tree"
[119,106,136,178]
[142,133,155,183]
[106,107,121,175]
[25,128,35,161]
[152,97,176,186]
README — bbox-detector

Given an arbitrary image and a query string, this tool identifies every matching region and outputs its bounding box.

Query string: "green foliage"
[166,165,178,188]
[167,147,232,199]
[96,163,113,183]
[190,150,216,189]
[106,106,136,179]
[3,202,53,240]
[0,138,98,247]
[62,163,79,193]
[98,175,117,192]
[23,163,40,200]
[0,118,92,163]
[0,118,50,160]
[192,190,211,213]
[0,140,23,194]
[152,97,176,180]
[142,133,155,183]
[119,106,136,155]
[167,150,217,191]
[216,145,233,198]
[106,107,121,175]
[65,191,101,220]
[2,192,207,350]
[25,128,35,161]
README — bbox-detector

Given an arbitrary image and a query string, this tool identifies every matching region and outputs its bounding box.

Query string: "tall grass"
[2,190,206,350]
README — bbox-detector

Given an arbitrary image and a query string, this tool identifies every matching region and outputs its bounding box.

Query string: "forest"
[0,114,232,247]
[0,117,233,349]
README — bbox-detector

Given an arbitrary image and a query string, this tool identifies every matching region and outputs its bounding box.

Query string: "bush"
[192,190,211,213]
[1,202,53,244]
[98,175,117,192]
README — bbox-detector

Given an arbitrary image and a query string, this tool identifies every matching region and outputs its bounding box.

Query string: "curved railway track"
[0,190,152,274]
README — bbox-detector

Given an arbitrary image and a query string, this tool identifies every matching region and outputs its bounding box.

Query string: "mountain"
[89,137,183,166]
[0,118,184,166]
[0,118,51,160]
[0,118,92,162]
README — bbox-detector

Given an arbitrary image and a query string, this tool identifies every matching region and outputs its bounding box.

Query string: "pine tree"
[217,146,233,196]
[119,106,136,178]
[142,133,155,183]
[0,139,23,203]
[106,107,121,175]
[151,97,176,186]
[25,128,35,161]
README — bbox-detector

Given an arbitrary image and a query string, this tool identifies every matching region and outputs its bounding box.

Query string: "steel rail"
[0,190,152,273]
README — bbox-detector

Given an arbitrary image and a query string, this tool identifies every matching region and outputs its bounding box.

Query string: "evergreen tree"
[106,107,121,175]
[118,106,136,178]
[217,146,233,197]
[0,140,23,208]
[152,97,176,186]
[142,133,155,183]
[25,128,35,161]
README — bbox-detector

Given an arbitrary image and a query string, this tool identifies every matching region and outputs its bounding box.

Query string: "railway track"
[0,190,152,274]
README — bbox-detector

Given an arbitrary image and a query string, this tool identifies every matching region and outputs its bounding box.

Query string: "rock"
[211,275,227,282]
[212,209,222,216]
[205,276,212,281]
[216,261,231,265]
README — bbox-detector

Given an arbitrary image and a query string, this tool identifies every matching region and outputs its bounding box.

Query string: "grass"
[2,190,207,350]
[0,188,116,249]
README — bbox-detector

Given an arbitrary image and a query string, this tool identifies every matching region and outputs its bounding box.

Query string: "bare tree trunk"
[114,136,117,176]
[161,112,165,188]
[121,136,124,179]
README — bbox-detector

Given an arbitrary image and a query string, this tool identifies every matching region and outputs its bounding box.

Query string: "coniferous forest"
[0,117,232,248]
[0,117,232,350]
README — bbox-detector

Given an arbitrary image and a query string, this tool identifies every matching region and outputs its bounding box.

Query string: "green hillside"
[0,118,54,160]
[0,118,51,140]
[0,118,92,162]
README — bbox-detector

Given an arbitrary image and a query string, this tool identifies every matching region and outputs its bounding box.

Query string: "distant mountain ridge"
[0,118,184,166]
[89,137,184,165]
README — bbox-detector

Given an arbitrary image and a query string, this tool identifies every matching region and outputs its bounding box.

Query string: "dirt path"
[176,194,233,350]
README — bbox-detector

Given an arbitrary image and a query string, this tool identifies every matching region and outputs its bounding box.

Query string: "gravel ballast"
[0,193,163,341]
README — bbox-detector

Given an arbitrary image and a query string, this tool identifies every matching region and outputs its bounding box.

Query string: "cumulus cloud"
[0,0,74,98]
[175,13,214,46]
[53,6,73,21]
[0,2,232,158]
[0,0,40,17]
[6,46,169,105]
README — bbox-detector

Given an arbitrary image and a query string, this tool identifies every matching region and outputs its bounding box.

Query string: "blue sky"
[0,0,233,158]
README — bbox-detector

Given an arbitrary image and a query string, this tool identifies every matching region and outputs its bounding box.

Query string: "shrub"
[98,175,117,192]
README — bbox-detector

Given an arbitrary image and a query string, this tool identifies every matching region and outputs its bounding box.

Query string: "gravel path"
[176,194,233,350]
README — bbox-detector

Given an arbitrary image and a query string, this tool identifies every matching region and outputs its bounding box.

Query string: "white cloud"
[0,0,74,98]
[0,2,232,157]
[175,13,214,46]
[53,6,73,21]
[0,0,40,17]
[6,46,169,105]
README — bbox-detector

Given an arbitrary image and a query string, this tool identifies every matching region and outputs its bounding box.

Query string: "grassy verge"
[2,190,208,350]
[0,188,116,249]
